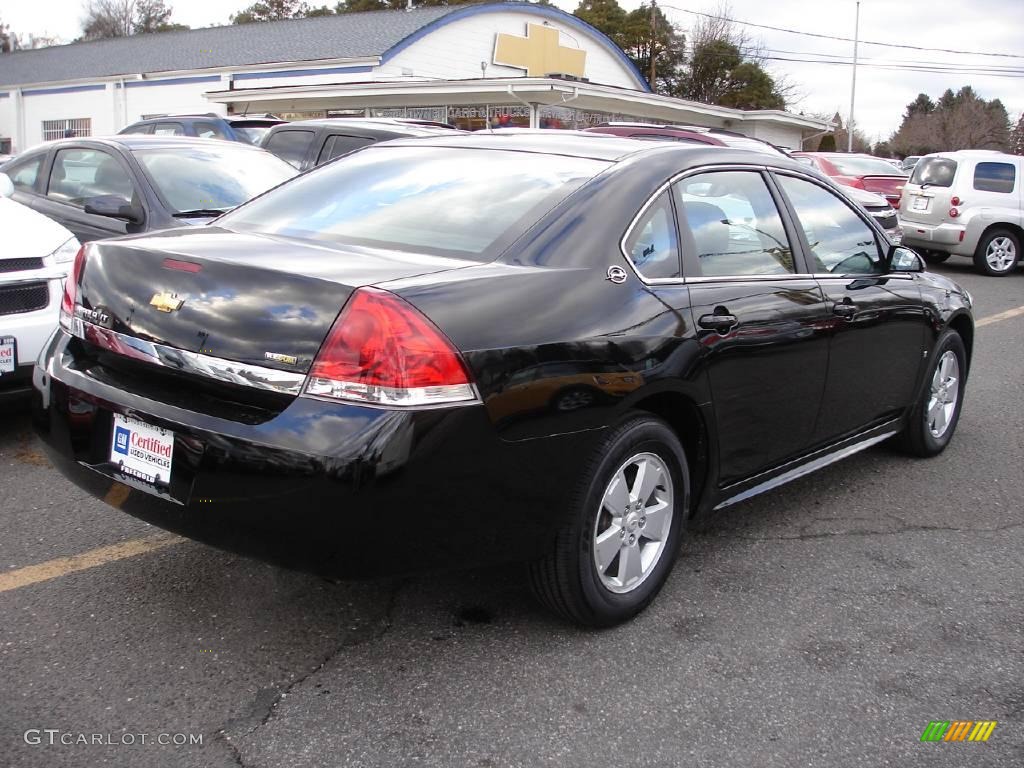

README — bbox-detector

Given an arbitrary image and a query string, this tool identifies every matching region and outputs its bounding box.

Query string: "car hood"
[0,196,76,257]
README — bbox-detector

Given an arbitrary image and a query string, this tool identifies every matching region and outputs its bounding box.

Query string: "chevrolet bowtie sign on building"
[492,23,587,79]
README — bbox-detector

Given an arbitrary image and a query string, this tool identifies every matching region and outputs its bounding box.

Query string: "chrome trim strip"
[77,320,307,395]
[713,425,901,510]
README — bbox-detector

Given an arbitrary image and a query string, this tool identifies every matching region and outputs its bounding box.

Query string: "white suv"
[900,150,1023,276]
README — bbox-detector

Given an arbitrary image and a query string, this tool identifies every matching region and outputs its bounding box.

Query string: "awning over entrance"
[206,76,830,140]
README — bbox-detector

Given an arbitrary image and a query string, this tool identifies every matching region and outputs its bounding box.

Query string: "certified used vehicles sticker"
[110,413,174,486]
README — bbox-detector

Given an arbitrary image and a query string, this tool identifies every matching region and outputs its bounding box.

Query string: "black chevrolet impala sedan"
[32,133,973,626]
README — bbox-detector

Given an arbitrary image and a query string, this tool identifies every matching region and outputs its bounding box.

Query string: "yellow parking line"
[976,305,1024,328]
[0,534,183,593]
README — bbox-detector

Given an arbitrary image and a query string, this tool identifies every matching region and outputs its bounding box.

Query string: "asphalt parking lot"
[2,257,1022,768]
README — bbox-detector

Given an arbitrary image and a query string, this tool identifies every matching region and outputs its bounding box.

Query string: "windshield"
[829,156,907,177]
[218,146,607,259]
[910,157,957,188]
[133,145,296,214]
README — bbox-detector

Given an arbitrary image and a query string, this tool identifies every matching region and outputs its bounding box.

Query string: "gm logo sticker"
[114,426,131,456]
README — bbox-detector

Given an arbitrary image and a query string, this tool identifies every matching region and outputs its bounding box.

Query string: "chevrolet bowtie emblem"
[150,292,185,313]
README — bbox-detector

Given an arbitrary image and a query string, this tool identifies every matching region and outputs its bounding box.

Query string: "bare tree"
[81,0,185,39]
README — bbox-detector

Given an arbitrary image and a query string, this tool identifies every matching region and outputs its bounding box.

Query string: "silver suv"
[900,150,1023,276]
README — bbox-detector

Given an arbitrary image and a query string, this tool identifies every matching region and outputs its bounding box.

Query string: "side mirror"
[889,245,925,273]
[0,173,13,198]
[83,195,144,224]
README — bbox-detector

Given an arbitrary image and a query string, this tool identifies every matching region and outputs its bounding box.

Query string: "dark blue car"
[117,113,284,145]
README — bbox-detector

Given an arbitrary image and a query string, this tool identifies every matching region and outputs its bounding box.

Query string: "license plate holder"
[0,336,15,375]
[912,196,929,211]
[109,413,175,489]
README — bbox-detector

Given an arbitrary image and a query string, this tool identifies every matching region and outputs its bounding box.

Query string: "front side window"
[47,148,135,207]
[218,146,606,259]
[624,192,680,279]
[133,145,296,215]
[776,174,883,275]
[973,162,1015,194]
[674,170,795,277]
[4,153,44,192]
[194,121,230,140]
[263,130,315,169]
[152,122,185,136]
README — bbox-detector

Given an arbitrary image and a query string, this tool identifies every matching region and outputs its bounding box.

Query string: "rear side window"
[675,170,795,277]
[4,153,44,192]
[317,135,375,165]
[263,130,315,169]
[973,162,1015,194]
[121,123,153,135]
[624,192,680,279]
[911,158,956,187]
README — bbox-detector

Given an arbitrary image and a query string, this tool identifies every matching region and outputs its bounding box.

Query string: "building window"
[42,118,92,142]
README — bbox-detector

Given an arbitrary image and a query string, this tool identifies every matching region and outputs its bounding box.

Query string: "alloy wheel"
[592,452,674,594]
[927,350,960,439]
[985,236,1017,272]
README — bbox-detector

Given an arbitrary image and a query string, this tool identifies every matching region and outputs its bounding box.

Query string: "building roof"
[0,5,463,88]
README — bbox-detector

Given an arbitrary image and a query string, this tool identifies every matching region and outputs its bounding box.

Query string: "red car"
[791,152,908,207]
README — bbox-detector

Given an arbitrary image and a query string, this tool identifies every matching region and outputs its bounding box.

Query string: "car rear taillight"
[949,207,960,218]
[304,287,477,407]
[951,196,961,206]
[58,245,87,331]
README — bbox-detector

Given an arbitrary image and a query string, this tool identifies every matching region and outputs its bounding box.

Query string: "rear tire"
[896,330,967,457]
[921,250,950,265]
[973,228,1020,276]
[528,413,689,627]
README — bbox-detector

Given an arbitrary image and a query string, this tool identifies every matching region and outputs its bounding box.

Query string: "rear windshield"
[231,125,278,145]
[218,146,607,259]
[829,156,907,177]
[911,158,957,188]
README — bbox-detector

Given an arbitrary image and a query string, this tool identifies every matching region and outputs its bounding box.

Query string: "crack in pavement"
[211,578,407,767]
[697,520,1024,543]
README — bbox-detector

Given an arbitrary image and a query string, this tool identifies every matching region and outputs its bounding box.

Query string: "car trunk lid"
[74,228,476,380]
[860,175,906,206]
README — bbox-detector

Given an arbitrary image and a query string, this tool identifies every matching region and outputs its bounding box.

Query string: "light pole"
[848,0,860,152]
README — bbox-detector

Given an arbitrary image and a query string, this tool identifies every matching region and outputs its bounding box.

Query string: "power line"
[659,5,1024,60]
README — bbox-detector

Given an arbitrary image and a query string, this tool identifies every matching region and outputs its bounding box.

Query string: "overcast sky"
[4,0,1022,140]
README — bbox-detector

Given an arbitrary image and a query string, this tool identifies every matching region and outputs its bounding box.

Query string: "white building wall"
[123,79,226,124]
[748,122,803,151]
[0,95,16,151]
[380,11,643,89]
[20,85,118,150]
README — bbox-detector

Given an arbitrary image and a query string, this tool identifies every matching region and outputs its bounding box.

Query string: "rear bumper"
[33,330,600,578]
[901,220,970,254]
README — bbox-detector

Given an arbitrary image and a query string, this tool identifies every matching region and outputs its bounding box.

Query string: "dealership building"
[0,2,828,154]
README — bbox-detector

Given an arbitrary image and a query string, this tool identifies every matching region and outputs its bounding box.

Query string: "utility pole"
[848,0,860,152]
[650,0,658,90]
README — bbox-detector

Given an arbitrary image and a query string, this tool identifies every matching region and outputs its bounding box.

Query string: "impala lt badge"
[150,292,185,313]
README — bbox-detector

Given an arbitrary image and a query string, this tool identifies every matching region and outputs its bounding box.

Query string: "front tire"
[973,228,1020,276]
[528,413,689,627]
[896,330,967,457]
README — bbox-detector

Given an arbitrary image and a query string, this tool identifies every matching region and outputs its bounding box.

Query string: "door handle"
[833,301,857,319]
[698,313,738,333]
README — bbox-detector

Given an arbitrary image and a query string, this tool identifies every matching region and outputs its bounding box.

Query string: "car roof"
[372,130,805,166]
[42,135,270,152]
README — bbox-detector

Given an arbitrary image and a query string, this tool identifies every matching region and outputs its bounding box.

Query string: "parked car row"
[20,129,973,627]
